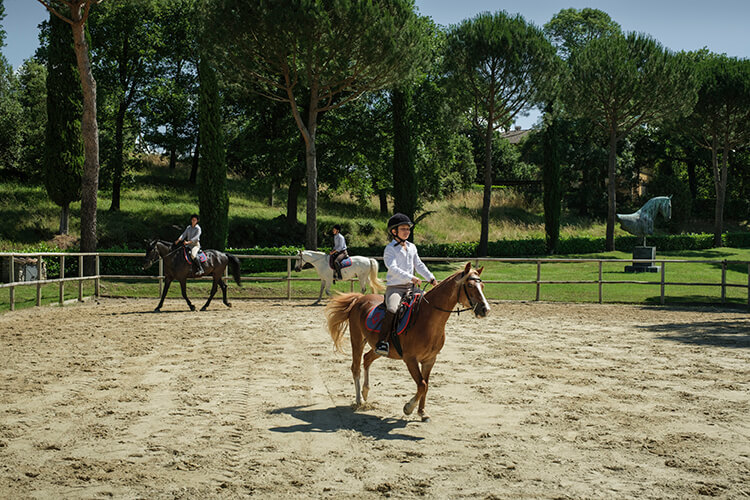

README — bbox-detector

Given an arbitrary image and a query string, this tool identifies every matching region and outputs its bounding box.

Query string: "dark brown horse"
[325,262,490,421]
[142,239,242,312]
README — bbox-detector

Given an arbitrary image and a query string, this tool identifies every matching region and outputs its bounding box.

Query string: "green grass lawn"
[3,248,749,312]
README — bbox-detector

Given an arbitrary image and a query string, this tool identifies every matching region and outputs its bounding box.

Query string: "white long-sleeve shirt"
[178,224,201,247]
[333,233,347,252]
[383,239,434,286]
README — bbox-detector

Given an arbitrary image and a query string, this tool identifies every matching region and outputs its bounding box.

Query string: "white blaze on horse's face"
[459,266,490,318]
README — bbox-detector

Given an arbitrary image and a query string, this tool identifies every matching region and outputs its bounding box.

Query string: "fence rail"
[2,252,749,311]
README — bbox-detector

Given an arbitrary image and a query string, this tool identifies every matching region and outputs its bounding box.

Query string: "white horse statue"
[295,250,384,303]
[616,195,672,245]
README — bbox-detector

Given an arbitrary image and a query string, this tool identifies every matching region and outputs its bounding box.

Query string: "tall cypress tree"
[197,56,228,250]
[391,86,417,233]
[44,12,83,235]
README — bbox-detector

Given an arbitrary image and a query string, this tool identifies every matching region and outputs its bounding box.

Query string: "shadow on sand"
[269,405,423,442]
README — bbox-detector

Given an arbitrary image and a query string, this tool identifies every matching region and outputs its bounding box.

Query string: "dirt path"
[1,298,748,498]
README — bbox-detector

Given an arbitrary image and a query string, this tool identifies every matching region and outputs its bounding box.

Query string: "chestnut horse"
[325,262,490,421]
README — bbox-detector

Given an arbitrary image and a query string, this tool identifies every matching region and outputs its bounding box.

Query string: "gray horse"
[616,196,672,245]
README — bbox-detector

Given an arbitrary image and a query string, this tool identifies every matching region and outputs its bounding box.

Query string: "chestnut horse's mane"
[425,265,472,296]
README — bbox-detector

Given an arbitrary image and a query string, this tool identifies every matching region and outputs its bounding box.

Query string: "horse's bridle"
[422,273,483,315]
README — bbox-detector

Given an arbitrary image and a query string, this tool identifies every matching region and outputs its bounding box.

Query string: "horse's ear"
[463,262,472,273]
[476,266,484,276]
[669,195,673,199]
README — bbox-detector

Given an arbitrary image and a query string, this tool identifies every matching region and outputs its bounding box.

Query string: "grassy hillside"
[1,158,747,252]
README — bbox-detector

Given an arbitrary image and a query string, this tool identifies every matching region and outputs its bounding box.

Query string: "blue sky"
[3,0,749,127]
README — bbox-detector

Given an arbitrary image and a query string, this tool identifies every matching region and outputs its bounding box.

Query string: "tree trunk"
[287,166,302,225]
[478,119,493,257]
[59,202,70,235]
[267,181,275,207]
[304,133,318,249]
[189,134,199,184]
[712,135,727,248]
[606,129,617,251]
[70,5,99,273]
[109,101,126,211]
[542,104,562,254]
[169,148,176,170]
[378,189,388,215]
[686,159,698,202]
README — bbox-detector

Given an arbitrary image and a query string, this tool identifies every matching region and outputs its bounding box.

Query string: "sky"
[3,0,749,128]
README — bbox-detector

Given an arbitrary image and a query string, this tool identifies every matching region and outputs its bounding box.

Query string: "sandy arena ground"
[1,297,748,499]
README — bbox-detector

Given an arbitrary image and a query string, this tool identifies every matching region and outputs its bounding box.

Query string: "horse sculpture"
[616,195,672,245]
[142,239,242,312]
[325,262,490,422]
[295,250,384,303]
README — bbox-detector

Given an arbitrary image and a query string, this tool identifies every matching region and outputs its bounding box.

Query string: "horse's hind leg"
[349,325,367,407]
[417,357,436,422]
[362,350,381,403]
[201,279,219,311]
[403,356,428,419]
[179,280,195,311]
[219,278,231,307]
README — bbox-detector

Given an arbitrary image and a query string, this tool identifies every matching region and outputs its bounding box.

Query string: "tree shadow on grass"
[640,318,750,348]
[269,405,423,441]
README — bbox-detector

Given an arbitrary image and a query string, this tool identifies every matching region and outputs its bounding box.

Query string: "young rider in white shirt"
[375,213,437,356]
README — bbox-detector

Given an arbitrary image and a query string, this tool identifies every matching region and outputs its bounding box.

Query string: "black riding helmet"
[332,224,342,234]
[387,213,413,232]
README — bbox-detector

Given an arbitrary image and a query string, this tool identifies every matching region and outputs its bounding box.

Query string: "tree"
[89,0,158,211]
[17,59,48,179]
[44,12,83,234]
[213,0,431,249]
[681,54,750,246]
[391,86,417,226]
[37,0,102,263]
[541,8,621,253]
[444,11,556,256]
[563,33,697,250]
[197,56,228,250]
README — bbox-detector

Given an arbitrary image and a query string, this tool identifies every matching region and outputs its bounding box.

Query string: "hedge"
[19,231,750,279]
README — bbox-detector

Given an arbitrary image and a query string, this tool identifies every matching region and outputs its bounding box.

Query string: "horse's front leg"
[359,275,367,294]
[417,357,436,422]
[314,280,325,304]
[349,329,367,408]
[179,279,195,311]
[155,277,172,311]
[402,356,427,418]
[201,278,219,311]
[362,349,381,403]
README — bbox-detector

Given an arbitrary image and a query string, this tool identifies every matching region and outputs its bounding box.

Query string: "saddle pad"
[365,291,422,335]
[339,257,352,269]
[183,248,208,263]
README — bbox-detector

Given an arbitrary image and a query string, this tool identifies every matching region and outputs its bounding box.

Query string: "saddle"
[329,254,352,270]
[182,247,208,264]
[365,289,423,336]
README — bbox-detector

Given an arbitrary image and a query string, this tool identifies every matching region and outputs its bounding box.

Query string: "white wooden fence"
[1,252,749,311]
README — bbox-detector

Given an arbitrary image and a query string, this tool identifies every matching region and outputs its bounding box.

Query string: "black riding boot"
[375,310,397,356]
[194,261,204,276]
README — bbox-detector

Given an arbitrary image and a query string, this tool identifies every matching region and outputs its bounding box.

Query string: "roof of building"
[501,126,532,144]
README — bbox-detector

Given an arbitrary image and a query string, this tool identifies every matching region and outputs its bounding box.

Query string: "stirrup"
[375,341,389,356]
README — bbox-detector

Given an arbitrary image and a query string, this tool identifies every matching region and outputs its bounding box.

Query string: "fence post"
[287,257,292,300]
[660,262,666,305]
[59,255,65,305]
[9,254,15,311]
[598,260,603,304]
[36,254,42,306]
[95,254,100,298]
[721,260,727,303]
[747,263,749,308]
[535,260,541,301]
[78,255,83,302]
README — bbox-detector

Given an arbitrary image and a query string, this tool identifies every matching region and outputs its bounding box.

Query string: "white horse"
[295,250,384,303]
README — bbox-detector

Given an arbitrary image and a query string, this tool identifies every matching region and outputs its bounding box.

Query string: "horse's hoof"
[200,306,207,311]
[362,387,369,401]
[419,413,431,423]
[189,305,196,311]
[403,402,415,415]
[226,302,232,308]
[154,308,161,312]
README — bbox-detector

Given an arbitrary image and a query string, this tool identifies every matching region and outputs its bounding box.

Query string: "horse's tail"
[227,253,242,287]
[325,293,360,353]
[368,258,385,293]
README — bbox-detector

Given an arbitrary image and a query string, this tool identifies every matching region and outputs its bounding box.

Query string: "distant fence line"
[1,251,749,311]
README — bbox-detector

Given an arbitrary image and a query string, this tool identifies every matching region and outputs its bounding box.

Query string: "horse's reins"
[420,273,483,315]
